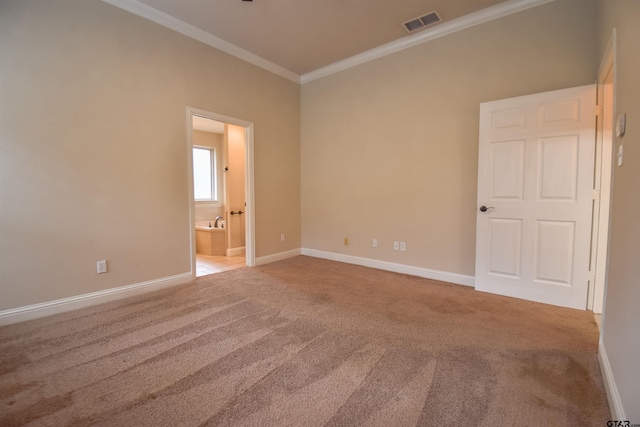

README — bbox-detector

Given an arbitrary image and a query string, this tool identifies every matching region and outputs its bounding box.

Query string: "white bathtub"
[195,219,225,229]
[195,225,225,255]
[195,225,225,232]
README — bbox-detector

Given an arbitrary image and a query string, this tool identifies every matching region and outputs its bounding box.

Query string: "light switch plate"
[616,113,626,138]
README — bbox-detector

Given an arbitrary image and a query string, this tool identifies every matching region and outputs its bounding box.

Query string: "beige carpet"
[0,256,610,426]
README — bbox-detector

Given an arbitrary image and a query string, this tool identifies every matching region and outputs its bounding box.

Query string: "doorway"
[186,107,255,279]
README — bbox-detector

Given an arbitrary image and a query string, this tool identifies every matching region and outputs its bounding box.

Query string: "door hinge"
[593,189,600,200]
[588,270,595,282]
[595,105,602,117]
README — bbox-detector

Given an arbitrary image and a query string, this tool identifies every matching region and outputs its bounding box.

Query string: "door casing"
[589,30,616,314]
[186,107,256,278]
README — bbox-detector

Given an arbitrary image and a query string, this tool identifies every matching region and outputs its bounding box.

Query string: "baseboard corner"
[226,246,246,257]
[598,339,627,421]
[254,248,301,266]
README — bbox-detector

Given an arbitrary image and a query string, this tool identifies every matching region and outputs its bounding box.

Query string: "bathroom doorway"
[186,107,255,278]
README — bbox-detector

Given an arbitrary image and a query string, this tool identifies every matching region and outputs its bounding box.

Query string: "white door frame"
[589,30,617,314]
[186,107,256,278]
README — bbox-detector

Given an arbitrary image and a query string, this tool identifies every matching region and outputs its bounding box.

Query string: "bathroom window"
[193,146,217,201]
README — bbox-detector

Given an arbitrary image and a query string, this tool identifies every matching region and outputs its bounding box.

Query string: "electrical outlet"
[281,233,286,242]
[400,242,406,252]
[393,241,399,251]
[372,238,378,248]
[97,260,107,274]
[344,237,349,246]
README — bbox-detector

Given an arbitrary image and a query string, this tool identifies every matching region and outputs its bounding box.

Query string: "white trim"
[226,246,246,257]
[590,29,616,314]
[301,0,555,83]
[186,109,197,281]
[255,249,302,266]
[599,340,627,420]
[102,0,553,85]
[598,29,617,80]
[244,124,256,267]
[192,145,219,203]
[100,0,300,83]
[0,273,192,326]
[301,249,475,287]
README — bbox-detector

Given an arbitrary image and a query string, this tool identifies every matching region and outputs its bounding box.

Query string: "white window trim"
[193,145,217,203]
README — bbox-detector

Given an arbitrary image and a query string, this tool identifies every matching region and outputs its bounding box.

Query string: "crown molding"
[102,0,555,86]
[101,0,301,83]
[300,0,556,84]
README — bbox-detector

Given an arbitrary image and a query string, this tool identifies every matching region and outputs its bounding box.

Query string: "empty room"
[1,0,638,425]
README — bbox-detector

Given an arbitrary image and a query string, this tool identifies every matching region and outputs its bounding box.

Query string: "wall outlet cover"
[616,113,626,138]
[97,260,107,274]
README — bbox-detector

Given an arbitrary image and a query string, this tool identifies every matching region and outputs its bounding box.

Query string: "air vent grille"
[403,11,442,33]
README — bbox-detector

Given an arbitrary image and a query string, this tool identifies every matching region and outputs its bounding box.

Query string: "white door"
[475,85,596,310]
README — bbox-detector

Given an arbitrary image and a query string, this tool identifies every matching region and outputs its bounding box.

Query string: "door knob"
[479,205,495,212]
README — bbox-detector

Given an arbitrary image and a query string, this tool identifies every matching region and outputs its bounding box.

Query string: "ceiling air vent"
[403,11,442,33]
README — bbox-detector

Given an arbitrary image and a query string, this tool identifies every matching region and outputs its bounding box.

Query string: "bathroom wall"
[224,124,246,251]
[193,130,224,223]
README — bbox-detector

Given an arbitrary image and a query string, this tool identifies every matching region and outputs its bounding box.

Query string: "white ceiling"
[104,0,554,82]
[193,116,225,134]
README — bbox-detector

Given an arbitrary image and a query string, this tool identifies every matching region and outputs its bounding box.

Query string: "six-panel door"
[475,85,596,309]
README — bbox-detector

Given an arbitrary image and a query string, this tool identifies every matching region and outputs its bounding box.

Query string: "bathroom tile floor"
[196,254,246,277]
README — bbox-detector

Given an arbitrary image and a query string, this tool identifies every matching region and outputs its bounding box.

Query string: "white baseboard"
[226,246,246,257]
[0,272,193,326]
[301,248,475,287]
[255,248,301,266]
[598,339,627,421]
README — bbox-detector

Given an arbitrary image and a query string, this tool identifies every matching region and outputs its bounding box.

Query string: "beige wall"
[301,0,597,276]
[597,0,640,421]
[2,0,638,418]
[193,130,224,222]
[0,0,301,310]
